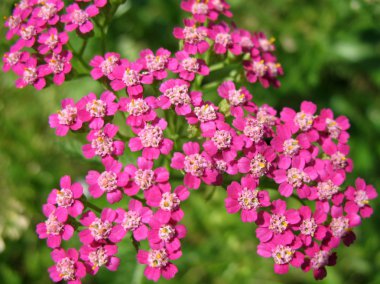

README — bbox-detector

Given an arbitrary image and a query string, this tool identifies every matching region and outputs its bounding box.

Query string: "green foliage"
[0,0,379,283]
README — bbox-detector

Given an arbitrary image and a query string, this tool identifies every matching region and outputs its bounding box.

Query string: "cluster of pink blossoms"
[2,0,107,89]
[2,0,377,283]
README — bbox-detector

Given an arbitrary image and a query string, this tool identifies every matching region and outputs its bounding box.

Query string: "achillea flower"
[294,206,327,246]
[314,109,350,143]
[254,32,276,53]
[40,51,72,85]
[225,176,270,222]
[47,175,84,218]
[48,248,86,283]
[32,0,64,26]
[37,28,68,55]
[14,56,46,90]
[12,21,40,50]
[171,142,218,189]
[2,51,29,72]
[171,50,209,81]
[80,244,119,274]
[321,138,353,173]
[36,204,74,248]
[86,157,129,204]
[233,116,264,147]
[82,123,125,159]
[137,247,181,281]
[124,157,170,197]
[181,0,232,22]
[255,199,300,244]
[49,98,82,136]
[139,48,173,80]
[113,199,153,241]
[173,18,209,54]
[129,118,173,160]
[232,29,255,54]
[120,96,157,128]
[302,242,337,280]
[77,91,119,129]
[90,52,122,80]
[208,22,241,55]
[61,3,99,34]
[280,101,318,134]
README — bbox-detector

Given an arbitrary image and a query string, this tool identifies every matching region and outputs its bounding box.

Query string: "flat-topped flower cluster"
[3,0,377,283]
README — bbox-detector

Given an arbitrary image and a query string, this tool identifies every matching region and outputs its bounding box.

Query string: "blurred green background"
[1,0,380,283]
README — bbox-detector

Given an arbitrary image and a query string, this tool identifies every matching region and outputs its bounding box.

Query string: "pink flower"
[146,185,190,223]
[280,101,318,134]
[37,28,69,55]
[232,29,256,54]
[148,212,187,251]
[36,204,74,248]
[82,123,125,159]
[32,0,64,26]
[257,237,304,275]
[77,90,119,129]
[86,157,129,204]
[255,199,300,244]
[171,142,218,189]
[171,51,209,81]
[302,242,337,280]
[233,116,265,147]
[5,15,23,40]
[137,247,181,281]
[12,21,40,51]
[113,199,153,241]
[254,32,276,53]
[14,56,46,90]
[273,156,318,198]
[344,178,377,219]
[119,96,157,128]
[208,0,233,20]
[314,108,350,143]
[90,52,122,80]
[40,51,72,85]
[80,244,119,275]
[225,176,270,222]
[47,175,84,218]
[76,0,108,8]
[61,4,99,34]
[129,118,173,160]
[208,22,241,55]
[158,79,201,115]
[110,59,153,97]
[217,81,257,117]
[124,157,170,197]
[321,138,353,173]
[48,248,86,283]
[181,0,232,22]
[49,98,82,136]
[294,205,327,246]
[2,51,29,72]
[138,48,173,80]
[173,18,209,54]
[79,208,121,244]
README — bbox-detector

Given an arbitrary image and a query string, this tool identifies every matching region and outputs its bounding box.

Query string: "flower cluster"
[3,0,107,89]
[1,0,376,283]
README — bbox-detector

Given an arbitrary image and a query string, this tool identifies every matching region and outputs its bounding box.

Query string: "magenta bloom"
[82,123,125,159]
[120,96,157,128]
[36,204,74,248]
[232,29,255,54]
[14,57,46,90]
[124,157,170,197]
[280,101,318,134]
[233,116,265,147]
[321,138,353,173]
[86,157,129,203]
[137,247,181,281]
[47,175,84,218]
[40,51,72,85]
[90,52,122,80]
[12,21,40,51]
[314,108,350,143]
[61,4,99,34]
[2,51,29,72]
[49,98,83,136]
[111,59,153,97]
[173,18,209,54]
[217,81,256,117]
[4,14,23,41]
[181,0,232,22]
[273,156,318,198]
[257,237,304,275]
[344,178,377,219]
[255,199,300,244]
[76,0,107,8]
[32,0,64,25]
[79,208,121,244]
[208,22,241,55]
[254,32,276,53]
[48,248,86,283]
[77,90,119,129]
[113,199,153,241]
[171,142,218,189]
[139,48,173,80]
[148,212,187,251]
[146,185,190,223]
[159,79,201,115]
[37,28,69,55]
[225,176,270,222]
[294,206,327,246]
[129,118,173,160]
[171,51,209,81]
[302,242,337,280]
[80,244,119,275]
